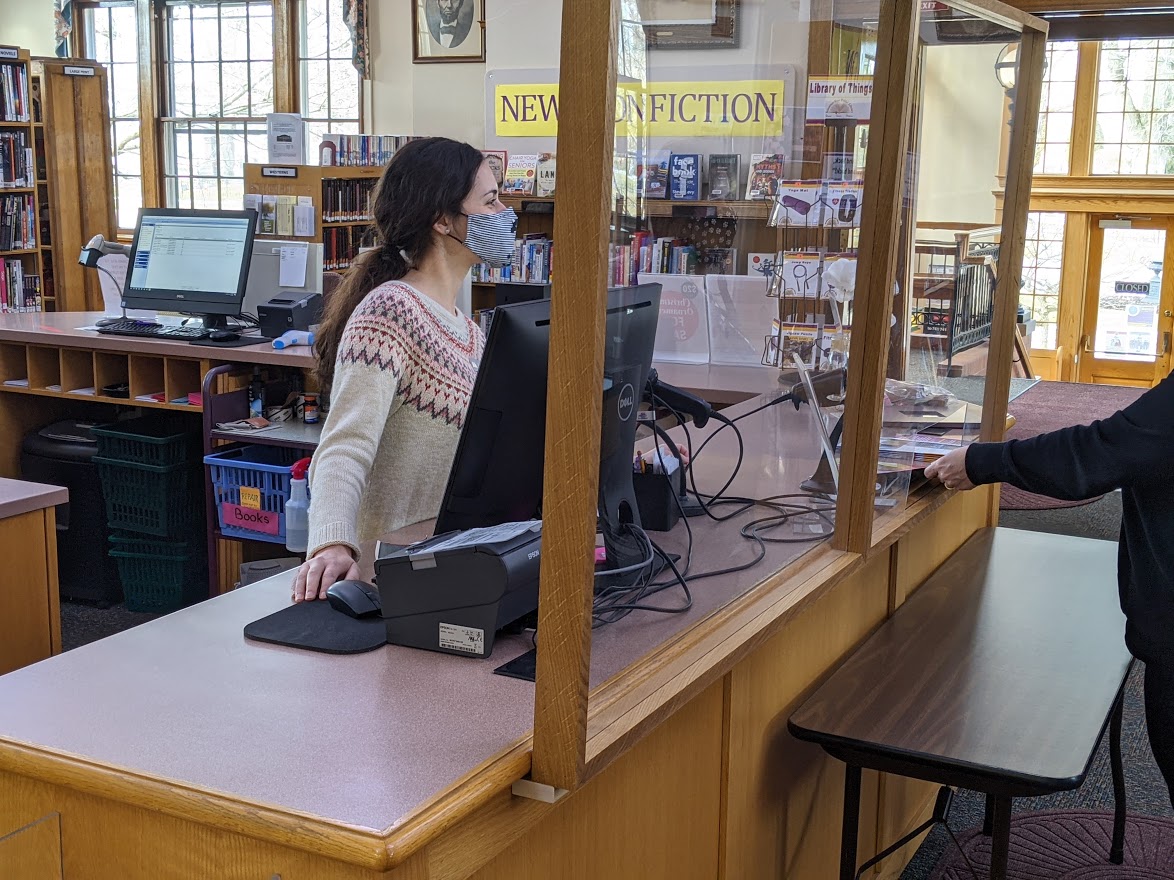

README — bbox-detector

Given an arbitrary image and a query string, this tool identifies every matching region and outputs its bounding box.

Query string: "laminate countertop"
[0,477,67,520]
[0,392,829,848]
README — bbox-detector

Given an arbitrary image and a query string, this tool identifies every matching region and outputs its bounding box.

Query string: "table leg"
[988,795,1012,880]
[982,794,994,836]
[1110,693,1126,865]
[840,764,861,880]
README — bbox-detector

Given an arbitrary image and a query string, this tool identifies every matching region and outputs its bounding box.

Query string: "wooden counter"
[0,478,67,676]
[0,388,995,878]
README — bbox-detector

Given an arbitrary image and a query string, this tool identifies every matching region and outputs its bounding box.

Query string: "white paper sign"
[638,272,710,365]
[806,77,873,124]
[293,204,315,237]
[278,245,309,288]
[267,113,305,164]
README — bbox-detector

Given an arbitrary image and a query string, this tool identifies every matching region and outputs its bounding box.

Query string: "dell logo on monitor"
[617,383,635,422]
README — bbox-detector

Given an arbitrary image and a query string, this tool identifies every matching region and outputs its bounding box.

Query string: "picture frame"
[413,0,486,64]
[639,0,739,50]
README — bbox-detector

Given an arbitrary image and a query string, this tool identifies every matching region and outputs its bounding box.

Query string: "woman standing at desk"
[293,138,516,600]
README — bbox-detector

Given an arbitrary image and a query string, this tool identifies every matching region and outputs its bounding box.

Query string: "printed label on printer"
[439,622,485,656]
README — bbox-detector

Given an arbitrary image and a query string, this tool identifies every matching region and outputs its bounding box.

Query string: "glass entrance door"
[1079,219,1174,386]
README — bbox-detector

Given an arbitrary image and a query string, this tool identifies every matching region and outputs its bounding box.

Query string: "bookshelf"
[243,163,383,271]
[0,47,43,314]
[31,57,115,312]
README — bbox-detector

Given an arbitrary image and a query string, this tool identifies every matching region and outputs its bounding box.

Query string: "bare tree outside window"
[1094,39,1174,175]
[1020,212,1065,349]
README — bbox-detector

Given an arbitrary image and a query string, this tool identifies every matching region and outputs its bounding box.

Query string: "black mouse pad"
[493,648,537,682]
[244,600,387,654]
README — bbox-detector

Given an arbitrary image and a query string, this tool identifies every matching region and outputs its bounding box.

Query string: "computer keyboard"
[95,319,211,340]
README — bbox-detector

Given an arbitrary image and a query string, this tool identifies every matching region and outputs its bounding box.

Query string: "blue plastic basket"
[204,445,304,544]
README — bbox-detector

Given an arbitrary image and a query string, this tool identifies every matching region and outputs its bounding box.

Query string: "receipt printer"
[257,292,323,339]
[373,522,542,659]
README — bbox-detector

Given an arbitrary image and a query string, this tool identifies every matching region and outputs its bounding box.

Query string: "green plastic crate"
[91,417,200,467]
[95,456,202,537]
[109,540,205,613]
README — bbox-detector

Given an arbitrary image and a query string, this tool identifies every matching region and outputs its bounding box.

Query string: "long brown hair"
[314,137,485,394]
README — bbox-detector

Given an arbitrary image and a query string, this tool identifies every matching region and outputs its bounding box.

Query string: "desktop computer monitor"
[242,240,325,316]
[494,281,551,307]
[122,208,257,328]
[436,283,662,573]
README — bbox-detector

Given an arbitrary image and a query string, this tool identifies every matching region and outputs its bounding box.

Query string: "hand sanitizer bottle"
[285,457,311,554]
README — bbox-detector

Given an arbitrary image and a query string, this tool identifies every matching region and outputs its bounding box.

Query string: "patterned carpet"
[999,383,1146,511]
[929,810,1174,879]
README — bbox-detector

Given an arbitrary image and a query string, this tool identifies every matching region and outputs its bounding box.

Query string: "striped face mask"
[453,207,518,267]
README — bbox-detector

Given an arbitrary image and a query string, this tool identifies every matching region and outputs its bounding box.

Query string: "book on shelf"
[0,258,40,312]
[319,134,419,167]
[701,247,737,275]
[258,195,277,235]
[324,225,379,271]
[610,232,701,286]
[638,153,670,200]
[472,234,554,284]
[0,131,33,188]
[0,62,30,123]
[535,152,557,198]
[0,193,35,250]
[321,176,378,222]
[707,154,740,200]
[502,154,538,196]
[275,195,297,237]
[745,153,787,200]
[482,150,507,188]
[669,154,700,200]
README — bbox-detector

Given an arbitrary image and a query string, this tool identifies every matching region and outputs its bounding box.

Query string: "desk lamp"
[78,234,132,327]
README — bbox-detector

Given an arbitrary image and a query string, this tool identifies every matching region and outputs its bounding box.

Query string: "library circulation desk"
[0,334,998,878]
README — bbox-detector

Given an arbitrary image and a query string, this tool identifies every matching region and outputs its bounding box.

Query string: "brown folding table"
[789,527,1134,880]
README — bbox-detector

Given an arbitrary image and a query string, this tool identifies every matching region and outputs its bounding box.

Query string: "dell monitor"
[435,283,663,574]
[242,240,325,316]
[122,208,257,329]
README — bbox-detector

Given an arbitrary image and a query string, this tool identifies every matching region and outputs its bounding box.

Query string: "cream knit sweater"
[307,281,484,559]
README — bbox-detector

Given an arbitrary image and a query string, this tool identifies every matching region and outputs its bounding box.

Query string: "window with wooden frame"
[78,1,143,231]
[1093,38,1174,175]
[1020,211,1065,350]
[1034,41,1078,175]
[298,0,360,163]
[160,0,276,210]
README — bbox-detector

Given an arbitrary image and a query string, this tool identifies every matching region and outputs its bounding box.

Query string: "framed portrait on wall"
[638,0,739,50]
[413,0,486,63]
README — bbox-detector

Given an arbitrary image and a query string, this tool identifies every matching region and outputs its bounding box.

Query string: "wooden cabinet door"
[0,814,63,880]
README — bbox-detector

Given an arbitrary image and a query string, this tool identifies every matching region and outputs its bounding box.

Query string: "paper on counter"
[279,244,309,288]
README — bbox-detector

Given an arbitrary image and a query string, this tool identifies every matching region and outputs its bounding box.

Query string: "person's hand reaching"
[293,545,360,602]
[923,447,976,492]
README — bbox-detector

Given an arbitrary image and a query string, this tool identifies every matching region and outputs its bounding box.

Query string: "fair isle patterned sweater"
[307,281,484,559]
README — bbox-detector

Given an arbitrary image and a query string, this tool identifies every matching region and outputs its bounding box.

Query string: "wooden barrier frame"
[530,0,1049,793]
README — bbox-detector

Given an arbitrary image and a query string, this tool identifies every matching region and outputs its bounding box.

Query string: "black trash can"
[20,420,122,606]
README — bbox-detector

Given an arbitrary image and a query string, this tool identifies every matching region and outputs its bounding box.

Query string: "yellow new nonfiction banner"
[495,80,786,138]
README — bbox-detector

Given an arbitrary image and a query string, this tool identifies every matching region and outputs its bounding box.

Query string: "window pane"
[116,175,142,230]
[302,59,331,117]
[329,60,359,119]
[221,7,250,61]
[191,12,220,63]
[191,125,219,177]
[303,0,330,59]
[219,124,246,178]
[250,62,275,115]
[245,126,269,164]
[1095,38,1174,175]
[250,5,274,61]
[1032,42,1077,175]
[220,176,244,211]
[110,9,138,64]
[1020,212,1066,351]
[221,62,251,115]
[111,65,139,119]
[171,62,195,118]
[113,120,142,176]
[192,177,220,210]
[91,9,113,64]
[193,63,222,116]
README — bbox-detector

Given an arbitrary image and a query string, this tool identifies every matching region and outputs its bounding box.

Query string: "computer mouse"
[325,579,382,619]
[210,329,241,342]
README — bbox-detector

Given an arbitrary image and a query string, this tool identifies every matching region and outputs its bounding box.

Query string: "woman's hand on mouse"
[293,545,360,602]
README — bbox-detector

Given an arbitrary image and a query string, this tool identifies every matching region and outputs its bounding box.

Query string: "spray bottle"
[285,457,312,554]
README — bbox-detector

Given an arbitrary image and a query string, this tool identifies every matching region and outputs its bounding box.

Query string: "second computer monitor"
[122,208,257,326]
[435,283,662,571]
[243,240,325,316]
